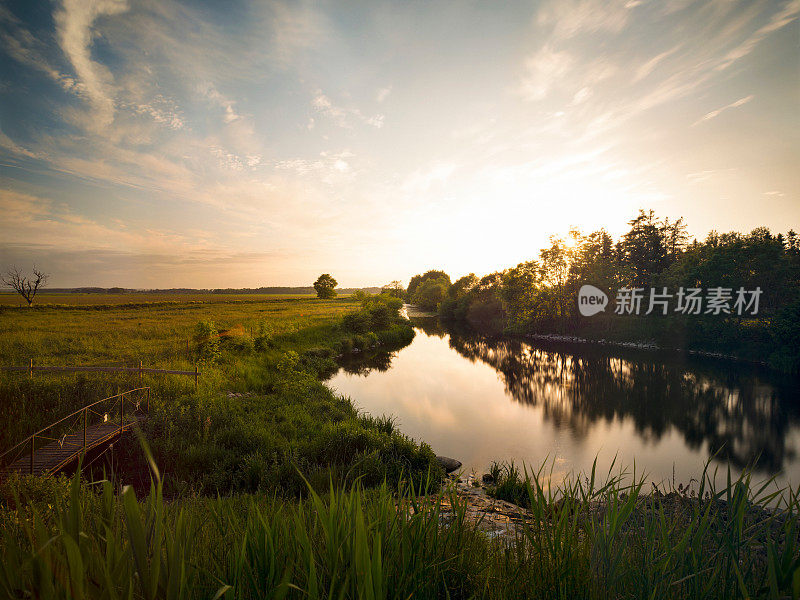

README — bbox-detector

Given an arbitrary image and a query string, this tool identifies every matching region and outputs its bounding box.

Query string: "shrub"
[352,334,369,351]
[338,337,354,354]
[377,324,415,347]
[368,304,392,330]
[254,320,272,351]
[342,310,371,333]
[194,319,221,363]
[353,289,372,305]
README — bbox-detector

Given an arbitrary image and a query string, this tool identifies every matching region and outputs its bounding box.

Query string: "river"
[328,318,800,492]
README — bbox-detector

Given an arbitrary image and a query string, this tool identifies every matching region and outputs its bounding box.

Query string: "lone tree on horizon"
[2,266,49,307]
[313,273,337,299]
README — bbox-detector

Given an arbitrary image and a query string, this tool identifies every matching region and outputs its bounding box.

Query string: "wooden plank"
[1,416,145,479]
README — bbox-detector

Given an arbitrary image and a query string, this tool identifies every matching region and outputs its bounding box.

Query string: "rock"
[436,456,462,473]
[482,473,494,484]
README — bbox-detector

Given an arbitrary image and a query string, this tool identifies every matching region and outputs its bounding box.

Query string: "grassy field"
[0,295,352,365]
[0,291,317,307]
[0,294,431,495]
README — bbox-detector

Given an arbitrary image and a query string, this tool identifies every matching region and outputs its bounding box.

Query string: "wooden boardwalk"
[1,415,144,479]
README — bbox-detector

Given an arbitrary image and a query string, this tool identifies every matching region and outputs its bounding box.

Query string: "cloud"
[366,114,385,128]
[0,130,41,159]
[376,86,392,102]
[0,8,84,94]
[54,0,129,127]
[311,91,386,128]
[571,86,592,105]
[692,95,754,126]
[402,162,457,194]
[132,95,185,130]
[209,146,262,171]
[634,46,680,81]
[537,0,634,40]
[268,1,327,67]
[201,83,242,124]
[274,150,356,183]
[519,45,573,101]
[715,0,800,71]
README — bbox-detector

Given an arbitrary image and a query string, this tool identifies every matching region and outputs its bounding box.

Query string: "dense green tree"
[381,280,405,298]
[618,210,670,287]
[407,270,451,301]
[465,273,506,332]
[502,262,540,332]
[434,210,800,372]
[414,278,449,310]
[313,274,338,299]
[449,274,478,298]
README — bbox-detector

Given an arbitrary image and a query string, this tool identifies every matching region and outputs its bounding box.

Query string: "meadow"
[0,293,431,495]
[0,292,316,307]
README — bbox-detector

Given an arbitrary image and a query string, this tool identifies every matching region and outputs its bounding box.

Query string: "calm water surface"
[328,319,800,490]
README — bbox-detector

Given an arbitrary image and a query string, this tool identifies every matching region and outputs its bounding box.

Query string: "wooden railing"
[0,387,151,475]
[2,360,201,386]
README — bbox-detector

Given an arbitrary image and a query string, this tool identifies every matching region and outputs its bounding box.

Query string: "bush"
[194,319,221,363]
[377,324,415,347]
[368,304,393,330]
[352,334,369,351]
[342,310,371,333]
[338,337,354,354]
[254,320,272,351]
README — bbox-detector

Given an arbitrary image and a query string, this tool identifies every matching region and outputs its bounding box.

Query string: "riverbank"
[523,331,770,365]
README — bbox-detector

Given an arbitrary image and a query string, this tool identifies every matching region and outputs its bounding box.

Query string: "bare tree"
[1,266,49,307]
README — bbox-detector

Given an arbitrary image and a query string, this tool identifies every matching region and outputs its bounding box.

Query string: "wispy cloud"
[536,0,633,40]
[311,91,385,129]
[376,86,392,103]
[201,83,242,124]
[54,0,129,127]
[692,95,755,126]
[715,0,800,71]
[519,45,573,101]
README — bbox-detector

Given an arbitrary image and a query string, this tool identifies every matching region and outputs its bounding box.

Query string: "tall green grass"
[2,452,798,599]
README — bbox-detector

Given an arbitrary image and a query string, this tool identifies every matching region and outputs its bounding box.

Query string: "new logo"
[578,285,608,316]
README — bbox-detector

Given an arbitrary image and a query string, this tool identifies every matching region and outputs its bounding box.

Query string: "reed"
[2,451,798,599]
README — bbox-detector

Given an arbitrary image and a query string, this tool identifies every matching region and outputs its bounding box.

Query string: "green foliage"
[769,298,800,372]
[342,311,371,334]
[412,278,449,311]
[254,320,273,351]
[313,274,338,299]
[2,457,799,599]
[194,319,221,363]
[342,294,406,336]
[437,211,800,371]
[381,280,405,298]
[406,270,451,306]
[352,289,371,304]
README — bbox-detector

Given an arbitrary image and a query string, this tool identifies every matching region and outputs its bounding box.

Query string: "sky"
[0,0,798,288]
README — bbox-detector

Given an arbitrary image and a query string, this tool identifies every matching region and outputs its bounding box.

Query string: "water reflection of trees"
[447,333,800,473]
[335,349,399,376]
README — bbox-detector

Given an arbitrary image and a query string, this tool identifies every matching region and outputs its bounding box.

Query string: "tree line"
[406,210,800,372]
